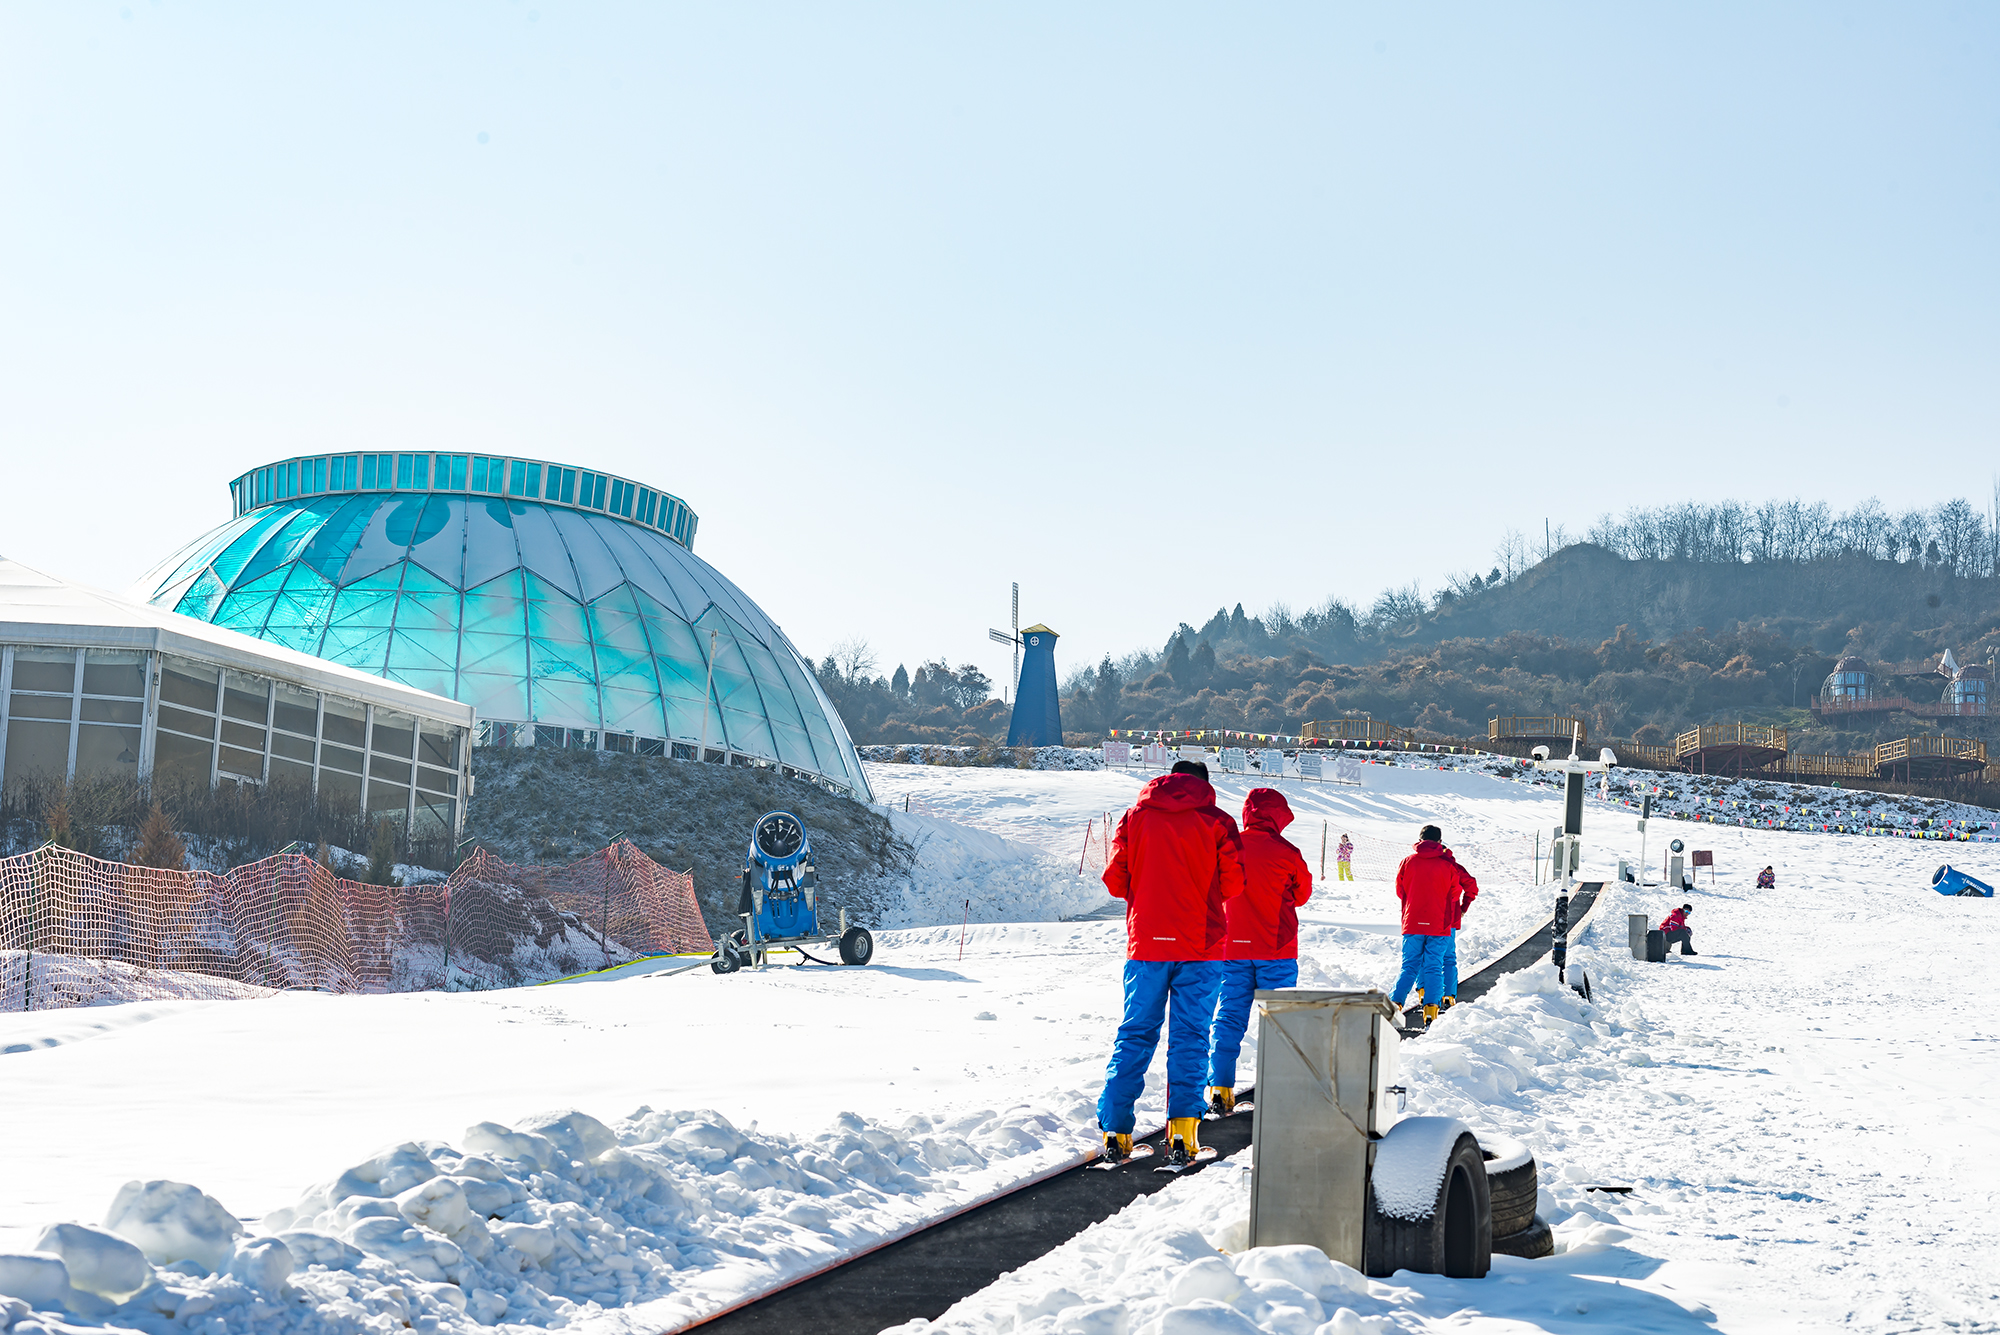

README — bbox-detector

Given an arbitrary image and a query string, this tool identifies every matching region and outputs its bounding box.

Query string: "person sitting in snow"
[1098,760,1245,1168]
[1756,866,1775,889]
[1391,825,1479,1029]
[1660,903,1697,955]
[1205,787,1312,1116]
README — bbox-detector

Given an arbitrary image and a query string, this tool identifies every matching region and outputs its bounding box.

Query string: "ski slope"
[1,759,1996,1334]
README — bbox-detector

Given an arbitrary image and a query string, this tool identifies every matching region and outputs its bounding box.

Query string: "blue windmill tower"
[1002,625,1064,747]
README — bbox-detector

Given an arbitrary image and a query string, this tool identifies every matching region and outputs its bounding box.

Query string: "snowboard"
[1153,1145,1221,1174]
[1089,1142,1157,1171]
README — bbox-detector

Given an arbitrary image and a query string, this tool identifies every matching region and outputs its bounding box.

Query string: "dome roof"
[1833,654,1869,672]
[133,483,868,797]
[1955,664,1990,681]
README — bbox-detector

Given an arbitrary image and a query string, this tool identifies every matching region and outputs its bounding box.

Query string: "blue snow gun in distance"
[1932,864,1994,897]
[710,811,875,972]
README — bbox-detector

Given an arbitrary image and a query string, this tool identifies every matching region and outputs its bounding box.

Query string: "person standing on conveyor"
[1205,787,1312,1116]
[1390,823,1479,1029]
[1097,760,1245,1168]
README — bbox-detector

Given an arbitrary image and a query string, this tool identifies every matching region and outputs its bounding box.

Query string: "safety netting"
[0,839,710,1011]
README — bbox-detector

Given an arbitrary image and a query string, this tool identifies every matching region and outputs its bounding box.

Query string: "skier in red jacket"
[1205,788,1312,1115]
[1099,761,1245,1167]
[1391,825,1479,1027]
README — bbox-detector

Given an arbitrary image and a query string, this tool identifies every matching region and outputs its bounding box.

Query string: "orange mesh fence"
[0,839,709,1011]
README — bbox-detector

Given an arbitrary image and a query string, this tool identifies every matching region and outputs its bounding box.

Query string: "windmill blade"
[989,628,1019,645]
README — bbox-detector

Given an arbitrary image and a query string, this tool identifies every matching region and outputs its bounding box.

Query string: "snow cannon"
[1932,864,1994,898]
[710,811,874,972]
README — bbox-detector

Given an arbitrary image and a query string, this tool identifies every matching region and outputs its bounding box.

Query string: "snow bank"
[0,1100,1101,1335]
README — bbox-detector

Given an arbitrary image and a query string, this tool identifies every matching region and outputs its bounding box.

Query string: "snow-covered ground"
[2,760,1997,1334]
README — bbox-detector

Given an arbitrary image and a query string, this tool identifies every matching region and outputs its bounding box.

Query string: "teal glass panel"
[462,498,523,588]
[413,455,430,489]
[298,495,378,580]
[362,455,378,489]
[263,564,339,654]
[173,568,229,622]
[547,508,624,601]
[396,454,412,489]
[209,506,300,587]
[237,501,336,587]
[511,506,581,599]
[590,519,685,616]
[401,495,464,588]
[735,635,818,771]
[696,609,779,760]
[459,669,529,721]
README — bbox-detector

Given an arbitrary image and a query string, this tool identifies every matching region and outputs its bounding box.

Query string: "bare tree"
[832,637,878,684]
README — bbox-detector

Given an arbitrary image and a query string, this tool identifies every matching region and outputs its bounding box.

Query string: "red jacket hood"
[1136,772,1218,813]
[1242,787,1295,836]
[1411,839,1449,858]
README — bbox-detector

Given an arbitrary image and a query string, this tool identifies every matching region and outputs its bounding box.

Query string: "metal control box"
[1248,989,1401,1269]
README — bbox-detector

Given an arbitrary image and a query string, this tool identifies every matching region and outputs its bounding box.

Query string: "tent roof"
[0,554,472,725]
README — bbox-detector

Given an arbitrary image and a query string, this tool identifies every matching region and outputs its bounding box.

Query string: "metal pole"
[1320,822,1328,883]
[698,628,719,763]
[1553,836,1573,984]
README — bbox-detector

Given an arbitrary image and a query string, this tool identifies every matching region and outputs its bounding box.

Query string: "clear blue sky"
[3,2,1995,693]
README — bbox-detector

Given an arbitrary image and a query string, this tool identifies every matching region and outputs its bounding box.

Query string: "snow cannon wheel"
[838,926,874,966]
[710,933,749,974]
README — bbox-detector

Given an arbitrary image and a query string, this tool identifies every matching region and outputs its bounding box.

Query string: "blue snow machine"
[710,811,875,972]
[1932,864,1994,898]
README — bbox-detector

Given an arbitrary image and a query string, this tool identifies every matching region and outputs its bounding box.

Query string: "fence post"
[1321,822,1328,883]
[601,845,615,969]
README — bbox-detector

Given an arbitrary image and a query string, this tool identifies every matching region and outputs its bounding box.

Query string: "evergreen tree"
[890,664,909,697]
[1166,635,1192,688]
[366,819,400,886]
[1191,640,1218,686]
[134,803,188,871]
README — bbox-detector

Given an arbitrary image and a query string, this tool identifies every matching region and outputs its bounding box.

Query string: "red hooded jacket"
[1660,907,1690,934]
[1394,840,1479,937]
[1225,788,1313,959]
[1103,773,1246,961]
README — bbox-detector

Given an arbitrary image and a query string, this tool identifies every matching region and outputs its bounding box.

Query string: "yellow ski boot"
[1163,1117,1202,1168]
[1101,1131,1132,1162]
[1206,1086,1236,1117]
[1423,1004,1439,1025]
[1439,996,1456,1012]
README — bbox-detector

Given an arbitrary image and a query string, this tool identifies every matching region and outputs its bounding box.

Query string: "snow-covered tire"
[838,926,874,966]
[1364,1129,1491,1279]
[1492,1214,1554,1259]
[1479,1134,1538,1238]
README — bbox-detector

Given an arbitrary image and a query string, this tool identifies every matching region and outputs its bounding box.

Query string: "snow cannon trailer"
[711,811,875,972]
[1933,864,1995,898]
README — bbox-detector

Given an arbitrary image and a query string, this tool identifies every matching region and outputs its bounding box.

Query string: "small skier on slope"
[1098,761,1246,1167]
[1336,834,1355,881]
[1390,824,1479,1029]
[1205,787,1313,1116]
[1756,866,1775,889]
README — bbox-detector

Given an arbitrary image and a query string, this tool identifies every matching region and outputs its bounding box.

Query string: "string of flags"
[1107,728,1476,754]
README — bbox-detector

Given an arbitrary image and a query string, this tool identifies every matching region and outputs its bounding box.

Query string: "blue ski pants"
[1098,959,1222,1132]
[1391,934,1449,1007]
[1206,957,1299,1088]
[1442,931,1459,1000]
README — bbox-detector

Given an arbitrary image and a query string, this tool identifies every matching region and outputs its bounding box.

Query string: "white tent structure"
[0,555,473,839]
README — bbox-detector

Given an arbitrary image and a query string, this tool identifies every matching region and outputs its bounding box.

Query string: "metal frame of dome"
[132,457,871,799]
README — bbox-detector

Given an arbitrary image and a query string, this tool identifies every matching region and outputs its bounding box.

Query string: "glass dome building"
[132,451,869,797]
[1821,655,1878,703]
[1944,663,1990,716]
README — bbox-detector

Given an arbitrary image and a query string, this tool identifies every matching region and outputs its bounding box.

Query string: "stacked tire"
[1480,1134,1554,1259]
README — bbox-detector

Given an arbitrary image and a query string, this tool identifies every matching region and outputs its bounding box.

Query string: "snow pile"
[879,811,1107,926]
[0,1101,1100,1335]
